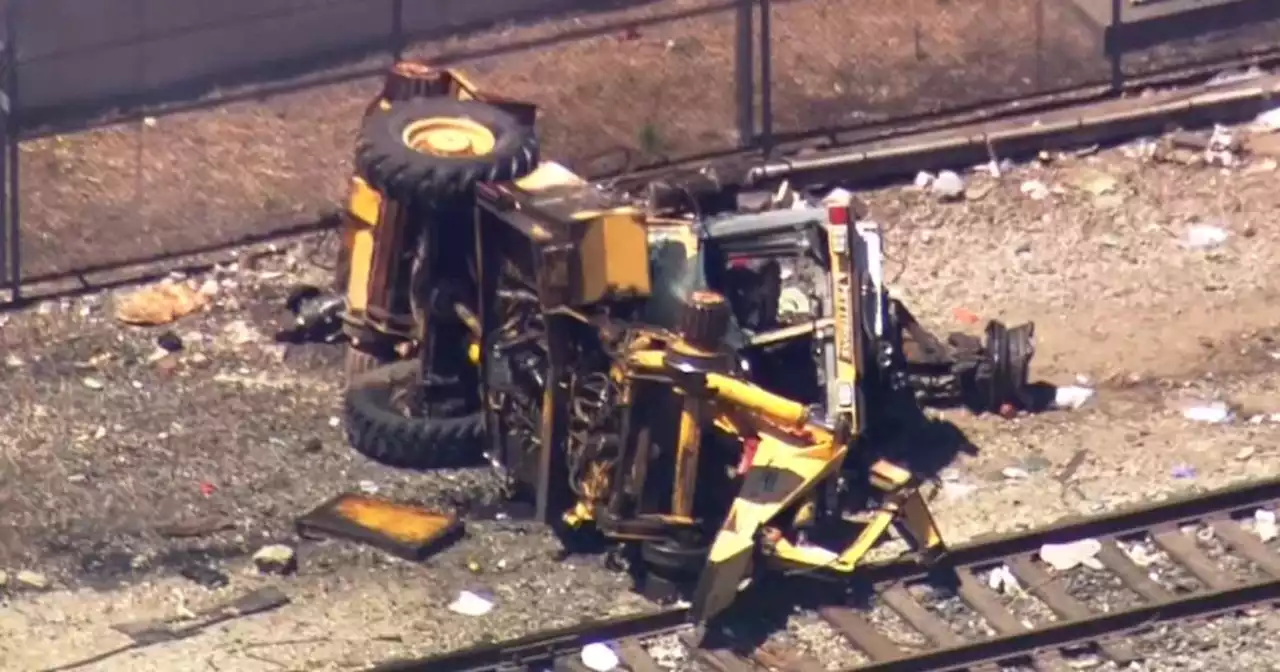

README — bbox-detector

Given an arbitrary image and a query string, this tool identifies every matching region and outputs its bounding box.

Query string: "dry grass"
[14,0,1276,284]
[16,0,1108,281]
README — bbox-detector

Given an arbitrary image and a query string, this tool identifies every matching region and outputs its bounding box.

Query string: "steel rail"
[366,607,693,672]
[854,474,1280,585]
[852,576,1280,671]
[362,476,1280,672]
[603,44,1280,186]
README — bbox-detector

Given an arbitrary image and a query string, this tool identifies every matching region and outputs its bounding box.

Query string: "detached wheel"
[641,537,711,579]
[355,98,539,203]
[344,360,485,469]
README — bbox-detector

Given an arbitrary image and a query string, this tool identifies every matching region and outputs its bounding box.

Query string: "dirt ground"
[3,122,1280,670]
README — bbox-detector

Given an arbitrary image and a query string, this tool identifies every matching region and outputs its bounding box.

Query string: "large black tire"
[344,360,485,469]
[355,98,539,203]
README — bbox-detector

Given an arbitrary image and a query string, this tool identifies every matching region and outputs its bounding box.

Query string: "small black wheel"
[355,97,539,204]
[344,360,485,469]
[982,320,1036,410]
[641,537,710,578]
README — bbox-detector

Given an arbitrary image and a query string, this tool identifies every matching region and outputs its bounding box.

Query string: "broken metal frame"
[0,0,19,306]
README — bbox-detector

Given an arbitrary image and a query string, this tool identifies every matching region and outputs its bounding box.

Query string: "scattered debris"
[1065,167,1117,196]
[96,587,290,668]
[1253,106,1280,133]
[581,642,621,672]
[952,307,980,325]
[277,285,346,344]
[358,480,380,495]
[222,320,260,345]
[974,158,1014,178]
[1205,125,1240,167]
[1181,401,1234,424]
[1124,542,1158,568]
[156,331,184,352]
[252,544,298,575]
[81,377,104,390]
[1182,223,1229,251]
[448,590,495,616]
[114,281,210,326]
[1001,466,1030,480]
[155,515,235,539]
[3,354,21,368]
[940,480,977,501]
[1020,179,1051,200]
[15,570,50,590]
[1053,385,1095,410]
[986,565,1021,595]
[1057,449,1089,484]
[931,170,965,201]
[179,563,230,589]
[1171,465,1197,480]
[1236,446,1257,461]
[1206,66,1266,88]
[1039,539,1103,571]
[1255,510,1278,543]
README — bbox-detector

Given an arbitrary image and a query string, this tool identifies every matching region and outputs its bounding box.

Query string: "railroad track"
[367,476,1280,672]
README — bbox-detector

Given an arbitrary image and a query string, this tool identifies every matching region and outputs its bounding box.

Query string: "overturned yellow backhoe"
[326,60,1037,624]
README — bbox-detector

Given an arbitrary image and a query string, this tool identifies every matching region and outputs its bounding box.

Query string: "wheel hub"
[403,117,496,157]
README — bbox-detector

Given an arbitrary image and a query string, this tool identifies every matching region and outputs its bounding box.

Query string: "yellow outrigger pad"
[296,493,464,562]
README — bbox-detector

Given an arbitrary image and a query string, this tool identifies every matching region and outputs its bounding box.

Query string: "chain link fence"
[1,0,1277,297]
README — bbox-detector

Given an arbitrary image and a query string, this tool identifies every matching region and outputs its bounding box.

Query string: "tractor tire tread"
[343,360,485,469]
[354,98,538,205]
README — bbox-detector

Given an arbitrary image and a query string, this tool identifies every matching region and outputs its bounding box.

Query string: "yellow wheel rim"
[402,117,496,157]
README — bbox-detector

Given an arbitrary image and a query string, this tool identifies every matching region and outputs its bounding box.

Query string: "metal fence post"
[2,0,19,302]
[1034,0,1045,92]
[391,0,405,60]
[1110,0,1123,92]
[734,0,754,149]
[758,0,772,155]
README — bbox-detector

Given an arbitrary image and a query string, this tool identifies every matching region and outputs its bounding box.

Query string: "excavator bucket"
[689,428,848,624]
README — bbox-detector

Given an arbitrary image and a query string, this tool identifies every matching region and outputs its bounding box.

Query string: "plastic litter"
[986,565,1021,595]
[1171,465,1197,480]
[1182,223,1229,250]
[1020,179,1050,200]
[931,170,965,201]
[1039,539,1103,571]
[1053,385,1095,410]
[1254,105,1280,133]
[1255,510,1278,543]
[448,590,495,616]
[581,643,620,672]
[1001,466,1030,480]
[940,481,977,501]
[1181,402,1234,424]
[1124,542,1157,568]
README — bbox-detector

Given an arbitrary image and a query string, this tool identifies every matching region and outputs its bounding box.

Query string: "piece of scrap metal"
[296,493,464,562]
